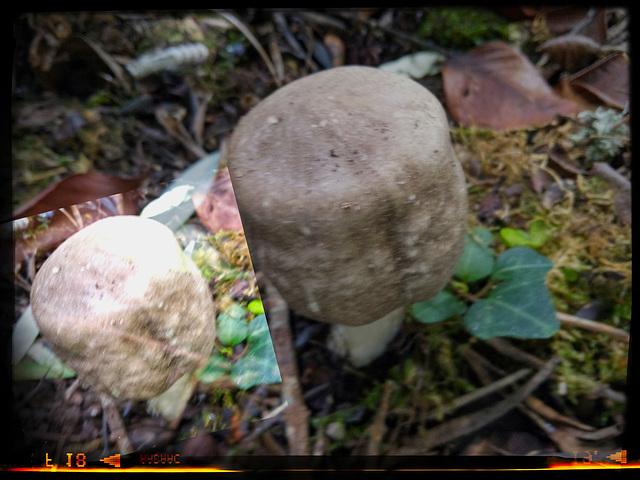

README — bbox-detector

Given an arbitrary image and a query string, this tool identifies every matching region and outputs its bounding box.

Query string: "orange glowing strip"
[547,463,640,470]
[7,467,242,473]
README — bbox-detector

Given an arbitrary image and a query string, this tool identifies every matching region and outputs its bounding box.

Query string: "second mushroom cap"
[30,215,216,400]
[228,65,467,328]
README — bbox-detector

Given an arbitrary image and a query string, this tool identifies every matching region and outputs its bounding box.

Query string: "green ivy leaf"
[197,354,232,383]
[412,289,467,324]
[455,227,495,283]
[231,314,281,389]
[217,303,249,347]
[464,247,559,339]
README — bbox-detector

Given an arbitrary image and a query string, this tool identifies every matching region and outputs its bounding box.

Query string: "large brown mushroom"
[228,66,467,366]
[30,215,215,400]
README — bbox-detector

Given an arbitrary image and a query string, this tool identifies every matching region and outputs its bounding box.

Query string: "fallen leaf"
[12,170,148,220]
[12,171,147,268]
[193,167,243,233]
[14,191,144,269]
[536,143,587,178]
[560,52,629,110]
[538,34,603,73]
[553,9,607,40]
[442,41,581,130]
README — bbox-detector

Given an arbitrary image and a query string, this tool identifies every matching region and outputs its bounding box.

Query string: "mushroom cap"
[30,215,215,400]
[228,66,467,326]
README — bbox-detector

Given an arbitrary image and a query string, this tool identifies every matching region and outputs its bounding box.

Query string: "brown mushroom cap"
[30,215,215,400]
[228,66,467,327]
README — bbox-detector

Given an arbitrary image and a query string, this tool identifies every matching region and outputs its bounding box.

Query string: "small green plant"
[500,219,553,249]
[412,226,560,339]
[570,106,629,163]
[198,304,281,390]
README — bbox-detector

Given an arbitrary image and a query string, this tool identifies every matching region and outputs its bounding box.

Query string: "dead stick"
[260,275,310,455]
[557,311,630,343]
[484,338,547,369]
[420,356,560,452]
[366,380,393,455]
[100,393,134,454]
[424,368,532,422]
[591,162,631,192]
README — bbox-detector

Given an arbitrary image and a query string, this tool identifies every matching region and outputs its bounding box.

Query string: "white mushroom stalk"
[228,66,467,367]
[328,307,406,367]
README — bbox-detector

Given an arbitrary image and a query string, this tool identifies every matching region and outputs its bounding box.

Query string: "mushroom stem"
[328,307,406,367]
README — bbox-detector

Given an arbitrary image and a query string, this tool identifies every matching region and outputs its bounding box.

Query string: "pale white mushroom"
[30,215,216,400]
[228,66,467,367]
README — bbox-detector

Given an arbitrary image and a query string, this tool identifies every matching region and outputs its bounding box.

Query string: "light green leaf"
[528,220,552,247]
[455,227,495,283]
[231,314,281,389]
[197,354,232,383]
[499,227,531,248]
[464,247,559,339]
[12,340,76,380]
[500,220,552,248]
[216,303,249,347]
[247,299,265,315]
[412,289,467,324]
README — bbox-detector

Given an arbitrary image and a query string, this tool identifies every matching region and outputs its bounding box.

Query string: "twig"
[154,105,207,159]
[424,368,532,422]
[100,393,134,454]
[524,395,595,431]
[484,338,547,369]
[557,311,630,343]
[461,347,505,383]
[591,162,631,192]
[366,380,393,455]
[259,274,310,455]
[215,10,282,87]
[419,356,560,453]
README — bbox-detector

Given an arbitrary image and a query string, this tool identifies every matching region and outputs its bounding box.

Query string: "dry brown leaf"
[546,8,607,41]
[539,34,603,72]
[494,7,607,41]
[14,191,144,269]
[12,171,147,269]
[12,171,148,220]
[193,167,243,233]
[561,52,629,110]
[442,41,581,130]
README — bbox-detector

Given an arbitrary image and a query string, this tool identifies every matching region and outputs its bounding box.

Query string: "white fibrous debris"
[126,43,210,79]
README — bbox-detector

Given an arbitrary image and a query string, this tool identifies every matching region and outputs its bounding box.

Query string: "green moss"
[552,329,628,419]
[419,8,510,49]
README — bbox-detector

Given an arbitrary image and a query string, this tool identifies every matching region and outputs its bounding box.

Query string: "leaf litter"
[9,8,631,467]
